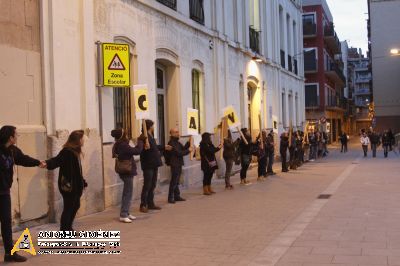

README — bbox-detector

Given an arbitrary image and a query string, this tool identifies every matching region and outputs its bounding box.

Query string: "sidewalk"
[5,142,400,265]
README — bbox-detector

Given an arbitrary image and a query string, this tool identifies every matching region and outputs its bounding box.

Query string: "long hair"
[201,132,212,144]
[63,130,85,156]
[0,125,16,148]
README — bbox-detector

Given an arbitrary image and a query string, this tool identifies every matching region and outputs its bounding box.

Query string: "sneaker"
[240,180,245,185]
[244,179,252,185]
[128,214,137,220]
[139,206,148,213]
[168,199,176,204]
[4,252,27,262]
[119,217,132,223]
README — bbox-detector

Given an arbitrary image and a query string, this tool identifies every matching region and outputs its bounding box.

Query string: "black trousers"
[257,156,267,177]
[280,151,288,171]
[141,168,158,208]
[362,145,368,157]
[0,194,13,254]
[168,166,182,200]
[203,170,214,186]
[384,145,389,157]
[341,143,348,152]
[240,155,251,179]
[224,160,233,187]
[60,192,82,231]
[267,150,274,173]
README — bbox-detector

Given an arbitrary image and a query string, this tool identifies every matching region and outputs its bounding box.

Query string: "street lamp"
[390,48,400,56]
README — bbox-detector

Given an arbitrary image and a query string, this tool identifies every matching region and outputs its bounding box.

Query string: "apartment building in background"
[302,0,347,142]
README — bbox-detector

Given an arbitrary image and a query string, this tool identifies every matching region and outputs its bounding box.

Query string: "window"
[303,13,316,36]
[156,66,167,145]
[156,0,176,10]
[192,69,201,133]
[304,48,317,72]
[249,0,260,53]
[305,84,319,107]
[303,14,315,25]
[189,0,204,25]
[113,87,132,139]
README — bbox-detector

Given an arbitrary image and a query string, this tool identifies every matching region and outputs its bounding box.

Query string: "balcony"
[304,50,317,73]
[354,88,371,96]
[323,23,341,54]
[249,26,260,54]
[156,0,177,10]
[326,97,347,111]
[280,50,285,69]
[325,62,346,86]
[189,0,204,25]
[303,23,317,38]
[288,55,293,72]
[355,76,372,83]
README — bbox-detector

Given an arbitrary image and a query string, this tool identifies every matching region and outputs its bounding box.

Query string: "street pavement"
[4,141,400,265]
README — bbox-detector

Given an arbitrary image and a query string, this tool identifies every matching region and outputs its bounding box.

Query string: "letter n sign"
[133,85,150,120]
[187,108,199,136]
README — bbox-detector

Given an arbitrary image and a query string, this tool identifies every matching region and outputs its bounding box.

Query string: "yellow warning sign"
[11,228,36,256]
[133,85,150,120]
[187,108,199,136]
[102,43,130,87]
[222,105,241,129]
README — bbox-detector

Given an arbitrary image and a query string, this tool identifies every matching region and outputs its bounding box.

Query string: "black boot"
[4,252,27,262]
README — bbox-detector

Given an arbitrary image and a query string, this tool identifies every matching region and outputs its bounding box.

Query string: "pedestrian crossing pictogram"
[108,53,126,70]
[11,228,36,256]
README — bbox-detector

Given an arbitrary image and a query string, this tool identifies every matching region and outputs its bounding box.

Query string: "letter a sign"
[133,85,150,120]
[187,108,199,136]
[102,43,130,87]
[222,105,241,130]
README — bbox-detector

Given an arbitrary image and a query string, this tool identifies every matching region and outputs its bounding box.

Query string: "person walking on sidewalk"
[0,125,45,263]
[165,128,192,203]
[223,130,239,190]
[137,120,168,213]
[369,131,380,158]
[46,130,88,231]
[266,130,276,176]
[289,132,297,170]
[200,132,222,195]
[111,129,144,223]
[340,132,348,153]
[239,128,253,185]
[256,130,267,181]
[280,132,289,172]
[360,132,370,157]
[382,130,391,158]
[308,130,317,161]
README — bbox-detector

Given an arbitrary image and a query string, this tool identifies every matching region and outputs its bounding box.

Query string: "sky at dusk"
[326,0,369,55]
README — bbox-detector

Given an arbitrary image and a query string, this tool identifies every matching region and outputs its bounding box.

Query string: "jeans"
[224,160,233,187]
[362,145,368,157]
[257,156,267,177]
[240,155,251,180]
[60,192,82,231]
[309,145,317,160]
[267,150,274,173]
[168,166,182,200]
[120,176,133,218]
[203,170,214,186]
[0,194,13,254]
[371,144,377,157]
[141,168,158,208]
[384,145,389,157]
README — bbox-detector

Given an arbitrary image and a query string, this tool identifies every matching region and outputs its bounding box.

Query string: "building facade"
[369,0,400,133]
[0,0,305,228]
[302,0,346,142]
[347,48,373,133]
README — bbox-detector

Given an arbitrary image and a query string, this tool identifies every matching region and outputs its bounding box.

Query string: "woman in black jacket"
[200,132,222,195]
[46,130,88,231]
[0,125,43,263]
[111,129,144,223]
